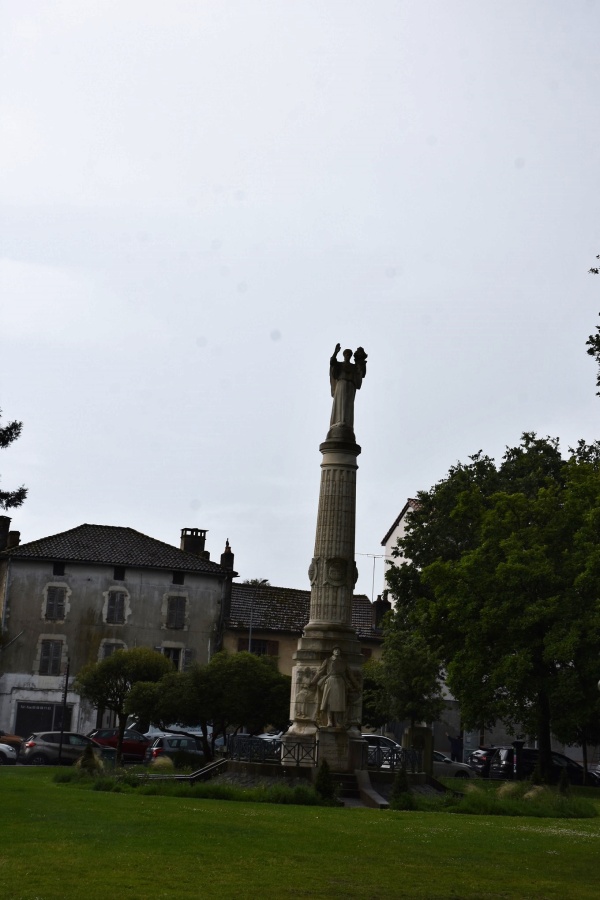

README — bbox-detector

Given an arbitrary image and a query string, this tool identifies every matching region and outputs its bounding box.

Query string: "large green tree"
[75,647,173,765]
[386,433,600,781]
[0,409,27,510]
[127,651,291,760]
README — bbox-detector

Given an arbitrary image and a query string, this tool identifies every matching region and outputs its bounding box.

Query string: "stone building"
[222,581,388,676]
[0,518,235,737]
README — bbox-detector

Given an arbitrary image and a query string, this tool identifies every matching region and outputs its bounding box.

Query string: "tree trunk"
[537,690,553,783]
[582,739,588,786]
[116,712,127,767]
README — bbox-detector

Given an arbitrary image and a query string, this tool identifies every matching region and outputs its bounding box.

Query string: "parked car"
[362,733,403,768]
[88,728,150,761]
[432,750,474,779]
[20,732,110,766]
[466,746,496,778]
[489,746,600,786]
[0,730,24,753]
[144,734,205,766]
[0,741,18,765]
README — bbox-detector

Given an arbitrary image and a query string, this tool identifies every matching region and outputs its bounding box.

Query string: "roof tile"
[0,524,228,575]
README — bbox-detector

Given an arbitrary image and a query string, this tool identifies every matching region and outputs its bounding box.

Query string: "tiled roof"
[381,498,420,546]
[227,582,382,641]
[0,524,229,575]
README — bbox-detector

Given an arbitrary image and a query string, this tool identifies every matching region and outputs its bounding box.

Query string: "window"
[237,638,279,657]
[163,647,182,670]
[167,596,186,629]
[45,587,66,620]
[53,562,65,576]
[172,571,185,585]
[113,566,126,581]
[361,648,373,661]
[102,642,124,659]
[107,591,126,624]
[39,640,62,675]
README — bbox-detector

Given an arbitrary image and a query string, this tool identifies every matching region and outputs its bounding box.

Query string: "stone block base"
[316,729,365,773]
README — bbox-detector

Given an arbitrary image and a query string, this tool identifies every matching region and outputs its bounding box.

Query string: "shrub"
[75,745,104,774]
[558,768,571,796]
[150,755,174,771]
[389,766,415,811]
[315,759,338,805]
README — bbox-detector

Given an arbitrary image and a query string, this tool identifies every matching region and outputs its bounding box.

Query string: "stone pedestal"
[282,432,365,772]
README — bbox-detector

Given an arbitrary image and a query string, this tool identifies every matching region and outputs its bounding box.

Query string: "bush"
[75,744,104,774]
[389,766,415,811]
[315,759,338,805]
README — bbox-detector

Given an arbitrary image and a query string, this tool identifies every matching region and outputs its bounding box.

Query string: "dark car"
[144,734,205,766]
[489,746,600,786]
[20,731,112,766]
[467,747,496,778]
[88,728,150,761]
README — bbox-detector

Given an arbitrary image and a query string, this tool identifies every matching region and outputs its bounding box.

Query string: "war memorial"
[282,343,368,773]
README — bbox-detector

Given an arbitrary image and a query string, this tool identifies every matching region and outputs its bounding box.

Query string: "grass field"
[2,768,600,899]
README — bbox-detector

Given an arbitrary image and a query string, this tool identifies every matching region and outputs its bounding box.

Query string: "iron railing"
[227,735,318,766]
[365,745,422,772]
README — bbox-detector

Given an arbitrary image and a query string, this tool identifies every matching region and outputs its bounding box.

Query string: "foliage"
[75,743,104,774]
[389,765,415,810]
[379,618,445,728]
[385,433,600,781]
[314,758,338,805]
[126,651,291,759]
[0,408,27,510]
[359,659,388,729]
[75,647,172,764]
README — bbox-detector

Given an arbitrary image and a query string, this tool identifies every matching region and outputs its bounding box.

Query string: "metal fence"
[227,735,318,766]
[364,745,422,772]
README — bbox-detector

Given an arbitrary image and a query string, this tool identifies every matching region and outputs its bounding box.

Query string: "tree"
[0,409,27,509]
[386,433,600,782]
[359,660,389,730]
[126,651,291,760]
[379,620,445,729]
[75,647,172,765]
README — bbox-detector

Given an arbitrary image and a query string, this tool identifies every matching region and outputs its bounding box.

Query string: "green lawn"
[2,768,600,899]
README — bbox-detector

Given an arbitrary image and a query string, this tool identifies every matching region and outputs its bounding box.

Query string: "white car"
[433,750,473,778]
[0,741,18,765]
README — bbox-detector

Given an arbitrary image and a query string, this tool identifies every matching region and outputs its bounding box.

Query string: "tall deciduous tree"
[75,647,173,765]
[386,434,600,781]
[0,409,27,509]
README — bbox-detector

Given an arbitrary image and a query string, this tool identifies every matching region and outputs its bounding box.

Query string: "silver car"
[0,741,17,765]
[21,731,107,765]
[433,750,474,778]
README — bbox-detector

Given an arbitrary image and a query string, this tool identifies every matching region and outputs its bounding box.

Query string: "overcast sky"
[2,1,600,600]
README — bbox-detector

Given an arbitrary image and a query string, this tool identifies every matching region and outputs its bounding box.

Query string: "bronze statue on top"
[328,343,367,438]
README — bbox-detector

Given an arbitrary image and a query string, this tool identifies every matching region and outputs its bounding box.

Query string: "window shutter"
[183,648,194,670]
[167,596,186,629]
[46,587,66,620]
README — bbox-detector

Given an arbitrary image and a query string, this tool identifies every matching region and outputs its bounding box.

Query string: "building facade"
[222,581,388,676]
[0,519,235,737]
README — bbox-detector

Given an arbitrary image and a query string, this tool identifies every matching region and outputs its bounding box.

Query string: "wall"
[0,558,224,735]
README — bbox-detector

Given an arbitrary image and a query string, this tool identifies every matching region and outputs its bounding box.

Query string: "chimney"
[0,516,11,552]
[180,527,210,559]
[220,538,234,571]
[372,594,392,628]
[6,531,20,549]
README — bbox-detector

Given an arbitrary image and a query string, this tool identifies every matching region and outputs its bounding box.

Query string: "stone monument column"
[282,344,367,772]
